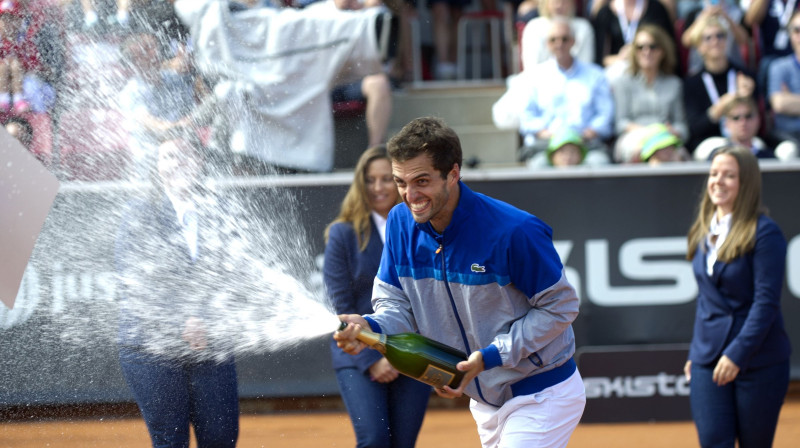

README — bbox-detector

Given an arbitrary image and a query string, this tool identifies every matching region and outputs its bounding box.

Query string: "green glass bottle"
[337,321,468,388]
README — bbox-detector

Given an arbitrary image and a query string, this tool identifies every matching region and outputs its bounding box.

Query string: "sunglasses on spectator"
[548,36,571,43]
[702,31,727,42]
[728,113,755,121]
[635,43,659,51]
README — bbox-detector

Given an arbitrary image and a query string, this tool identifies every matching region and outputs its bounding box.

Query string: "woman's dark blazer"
[324,218,384,373]
[688,214,791,372]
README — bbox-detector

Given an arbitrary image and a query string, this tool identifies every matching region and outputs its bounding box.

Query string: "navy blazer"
[689,214,791,372]
[324,218,384,373]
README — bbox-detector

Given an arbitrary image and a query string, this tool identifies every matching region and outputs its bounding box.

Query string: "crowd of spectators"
[3,0,800,179]
[3,0,399,180]
[494,0,800,168]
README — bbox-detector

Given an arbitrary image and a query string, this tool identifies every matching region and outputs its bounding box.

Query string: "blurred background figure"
[683,13,757,154]
[526,127,610,168]
[680,0,749,75]
[309,0,394,147]
[518,18,614,161]
[744,0,799,97]
[117,31,196,179]
[694,96,799,161]
[429,0,469,80]
[0,0,43,113]
[612,25,687,163]
[115,133,240,448]
[323,145,431,448]
[520,0,594,68]
[636,123,689,165]
[768,10,800,147]
[592,0,677,80]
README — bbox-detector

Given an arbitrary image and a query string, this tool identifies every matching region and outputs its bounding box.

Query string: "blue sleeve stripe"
[395,265,511,286]
[364,316,383,333]
[480,345,502,370]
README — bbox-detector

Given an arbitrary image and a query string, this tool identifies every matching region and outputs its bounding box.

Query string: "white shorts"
[469,369,586,448]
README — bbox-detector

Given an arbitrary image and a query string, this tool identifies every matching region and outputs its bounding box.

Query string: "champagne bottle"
[337,321,467,388]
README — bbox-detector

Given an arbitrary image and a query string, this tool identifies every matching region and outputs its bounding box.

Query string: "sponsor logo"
[470,263,485,273]
[584,373,690,399]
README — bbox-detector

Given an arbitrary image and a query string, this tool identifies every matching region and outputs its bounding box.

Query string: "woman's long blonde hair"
[686,145,764,262]
[324,145,398,251]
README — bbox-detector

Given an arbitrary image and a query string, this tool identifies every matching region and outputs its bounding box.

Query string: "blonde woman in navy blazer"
[684,145,791,448]
[323,145,430,448]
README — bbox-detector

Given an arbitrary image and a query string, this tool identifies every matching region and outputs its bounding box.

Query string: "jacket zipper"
[437,234,492,404]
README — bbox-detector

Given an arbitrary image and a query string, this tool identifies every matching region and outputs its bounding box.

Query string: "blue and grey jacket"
[365,181,580,407]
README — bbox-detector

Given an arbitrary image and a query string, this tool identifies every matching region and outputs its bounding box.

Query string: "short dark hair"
[386,117,462,179]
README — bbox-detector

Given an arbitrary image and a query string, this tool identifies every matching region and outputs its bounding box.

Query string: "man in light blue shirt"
[768,10,800,144]
[519,17,614,161]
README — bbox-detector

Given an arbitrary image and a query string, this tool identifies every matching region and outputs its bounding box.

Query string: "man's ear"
[447,163,460,183]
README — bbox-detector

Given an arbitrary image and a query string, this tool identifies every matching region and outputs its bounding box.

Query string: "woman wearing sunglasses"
[611,25,688,163]
[683,14,757,153]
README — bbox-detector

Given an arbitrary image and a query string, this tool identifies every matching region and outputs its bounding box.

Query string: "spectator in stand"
[694,96,799,160]
[635,123,690,164]
[768,9,800,144]
[308,0,393,147]
[521,0,594,68]
[519,18,614,160]
[592,0,677,80]
[612,25,687,163]
[683,14,756,153]
[118,31,197,179]
[680,0,750,76]
[526,127,611,168]
[0,0,40,113]
[744,0,799,95]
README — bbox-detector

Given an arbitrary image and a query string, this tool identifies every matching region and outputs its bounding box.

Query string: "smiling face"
[392,154,460,233]
[707,153,740,217]
[365,157,398,218]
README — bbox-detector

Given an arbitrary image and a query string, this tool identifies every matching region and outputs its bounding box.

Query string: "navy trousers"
[690,359,789,448]
[119,347,240,448]
[336,367,431,448]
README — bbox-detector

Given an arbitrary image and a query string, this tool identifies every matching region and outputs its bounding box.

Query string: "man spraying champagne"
[335,117,586,448]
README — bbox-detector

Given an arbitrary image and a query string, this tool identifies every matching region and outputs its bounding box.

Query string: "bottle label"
[420,365,455,388]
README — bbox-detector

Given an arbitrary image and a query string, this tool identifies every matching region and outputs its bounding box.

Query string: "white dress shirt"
[706,212,732,276]
[371,210,387,244]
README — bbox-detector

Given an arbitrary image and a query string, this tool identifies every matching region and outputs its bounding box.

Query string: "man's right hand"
[334,314,370,355]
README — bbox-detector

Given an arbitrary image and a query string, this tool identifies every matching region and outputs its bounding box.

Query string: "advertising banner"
[2,164,799,416]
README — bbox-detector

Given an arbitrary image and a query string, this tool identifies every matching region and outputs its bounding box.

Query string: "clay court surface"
[2,391,799,448]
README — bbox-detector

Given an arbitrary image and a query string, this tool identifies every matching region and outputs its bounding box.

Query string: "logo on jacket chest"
[470,263,486,273]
